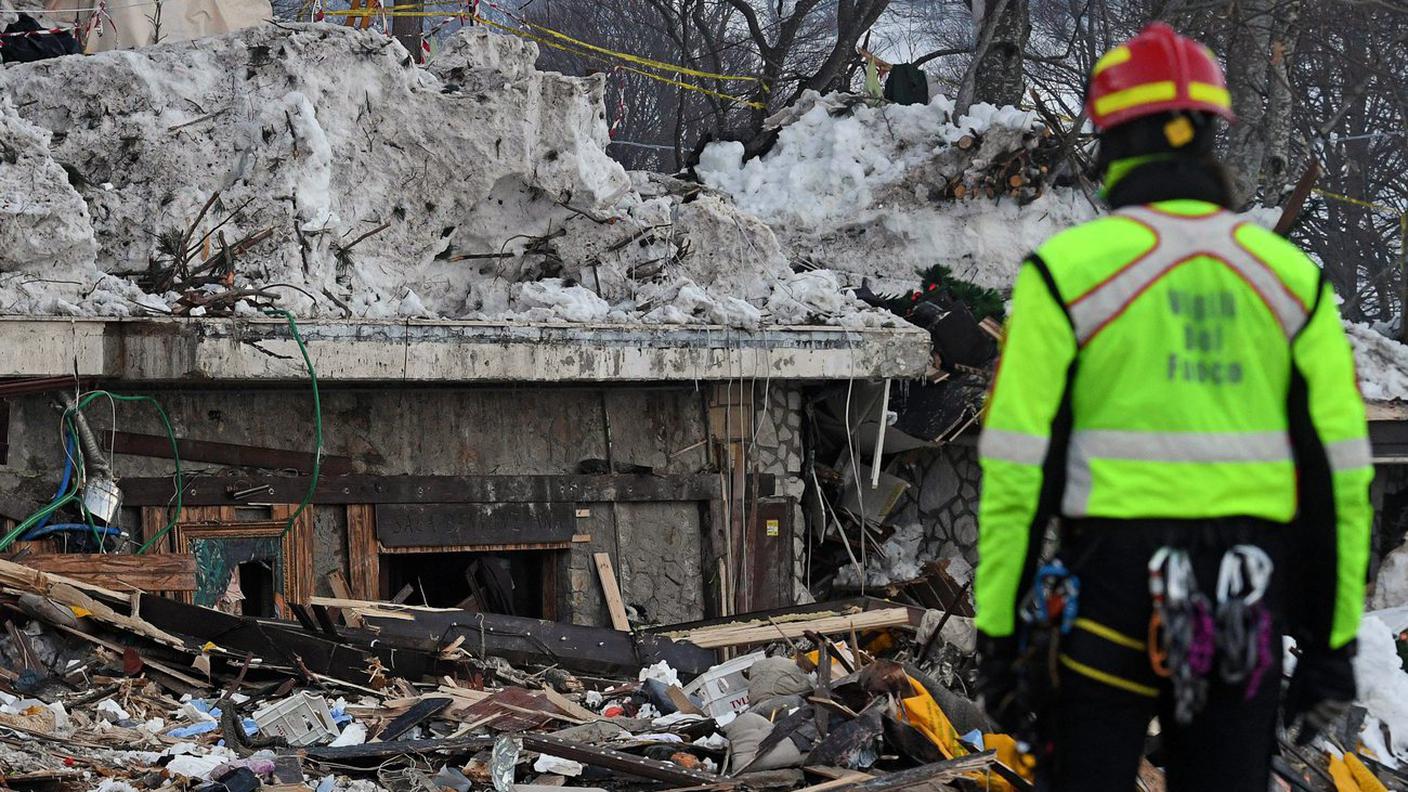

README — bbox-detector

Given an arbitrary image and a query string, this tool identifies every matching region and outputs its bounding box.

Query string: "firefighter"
[973,22,1371,792]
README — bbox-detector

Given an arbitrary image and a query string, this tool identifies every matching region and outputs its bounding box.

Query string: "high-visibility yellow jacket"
[974,199,1373,651]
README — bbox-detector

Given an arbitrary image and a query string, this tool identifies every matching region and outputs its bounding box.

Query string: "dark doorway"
[383,550,553,617]
[238,560,276,617]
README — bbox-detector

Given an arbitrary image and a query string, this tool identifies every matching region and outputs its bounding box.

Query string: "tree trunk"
[1258,0,1301,201]
[1222,0,1275,207]
[970,0,1030,108]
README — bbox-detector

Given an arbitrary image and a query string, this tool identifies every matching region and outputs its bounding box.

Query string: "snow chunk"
[515,279,611,323]
[1347,322,1408,402]
[1354,615,1408,763]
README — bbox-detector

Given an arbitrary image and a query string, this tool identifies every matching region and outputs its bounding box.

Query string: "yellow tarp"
[1330,753,1389,792]
[895,675,1034,790]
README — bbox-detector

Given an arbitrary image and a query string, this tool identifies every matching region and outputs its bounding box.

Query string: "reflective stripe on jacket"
[974,199,1372,650]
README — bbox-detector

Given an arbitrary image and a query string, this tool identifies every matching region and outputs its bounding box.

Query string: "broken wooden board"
[0,557,186,648]
[305,736,495,763]
[327,597,717,677]
[666,608,912,649]
[847,751,997,790]
[520,733,719,785]
[375,696,451,742]
[593,552,631,631]
[12,554,196,592]
[103,431,355,475]
[457,687,560,731]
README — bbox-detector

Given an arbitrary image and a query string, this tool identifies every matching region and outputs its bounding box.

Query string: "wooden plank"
[520,733,718,785]
[666,608,912,649]
[305,736,494,762]
[326,570,363,628]
[345,504,379,600]
[379,541,571,554]
[17,554,196,592]
[376,502,575,549]
[796,773,877,792]
[104,431,355,475]
[121,473,731,506]
[847,752,996,791]
[376,697,451,741]
[328,597,718,677]
[593,552,631,631]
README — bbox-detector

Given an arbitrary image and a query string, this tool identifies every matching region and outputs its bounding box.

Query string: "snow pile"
[0,24,890,328]
[0,97,98,276]
[1347,322,1408,402]
[697,91,1098,294]
[1353,614,1408,765]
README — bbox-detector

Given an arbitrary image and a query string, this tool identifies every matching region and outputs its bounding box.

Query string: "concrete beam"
[0,318,930,383]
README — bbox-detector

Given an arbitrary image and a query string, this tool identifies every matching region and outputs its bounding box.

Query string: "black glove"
[1285,641,1357,746]
[976,632,1025,733]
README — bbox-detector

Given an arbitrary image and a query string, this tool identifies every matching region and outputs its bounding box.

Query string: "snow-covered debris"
[0,97,98,275]
[0,24,889,328]
[1353,615,1408,765]
[1347,322,1408,402]
[697,91,1098,294]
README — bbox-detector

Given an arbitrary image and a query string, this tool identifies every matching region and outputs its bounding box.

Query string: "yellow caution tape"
[470,14,765,109]
[515,18,759,83]
[1313,188,1403,217]
[319,9,762,84]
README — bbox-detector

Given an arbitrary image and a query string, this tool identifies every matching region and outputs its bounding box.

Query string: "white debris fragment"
[329,722,368,747]
[165,753,227,779]
[97,699,132,722]
[532,754,585,776]
[638,660,681,688]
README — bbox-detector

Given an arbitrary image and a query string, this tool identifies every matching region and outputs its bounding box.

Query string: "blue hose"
[21,523,121,541]
[29,429,77,536]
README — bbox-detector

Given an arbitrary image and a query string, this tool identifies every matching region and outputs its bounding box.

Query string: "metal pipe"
[870,378,891,490]
[59,393,110,478]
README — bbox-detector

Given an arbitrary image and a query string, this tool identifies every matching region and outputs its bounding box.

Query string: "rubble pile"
[0,554,1049,791]
[0,24,891,328]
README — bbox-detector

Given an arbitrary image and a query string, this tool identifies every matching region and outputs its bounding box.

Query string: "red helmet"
[1085,22,1235,132]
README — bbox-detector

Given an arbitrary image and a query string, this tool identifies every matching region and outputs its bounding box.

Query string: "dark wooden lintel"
[119,473,733,506]
[103,431,355,475]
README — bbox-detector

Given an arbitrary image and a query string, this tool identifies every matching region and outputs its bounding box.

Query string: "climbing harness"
[1019,561,1081,636]
[1215,545,1275,699]
[1148,547,1214,723]
[1014,561,1081,755]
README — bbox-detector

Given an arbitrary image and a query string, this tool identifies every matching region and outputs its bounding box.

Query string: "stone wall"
[891,442,983,569]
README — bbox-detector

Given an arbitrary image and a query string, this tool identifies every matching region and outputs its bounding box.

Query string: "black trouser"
[1037,519,1286,792]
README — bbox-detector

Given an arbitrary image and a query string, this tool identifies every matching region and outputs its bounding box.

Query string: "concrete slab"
[0,318,930,383]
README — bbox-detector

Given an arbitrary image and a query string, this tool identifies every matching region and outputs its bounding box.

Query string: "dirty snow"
[0,25,890,329]
[1353,614,1408,765]
[697,91,1098,295]
[1347,322,1408,402]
